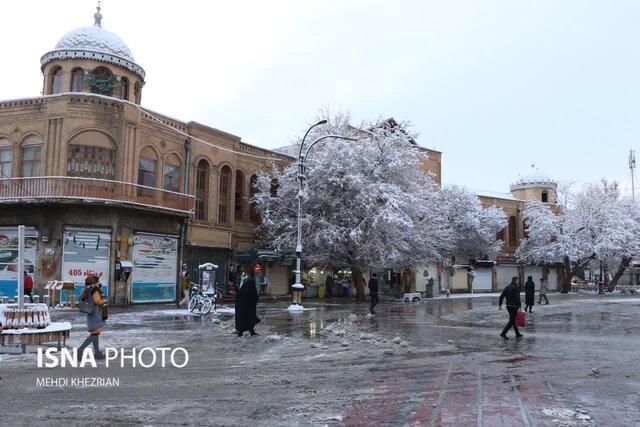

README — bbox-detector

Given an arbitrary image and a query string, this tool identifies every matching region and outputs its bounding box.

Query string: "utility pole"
[630,149,636,200]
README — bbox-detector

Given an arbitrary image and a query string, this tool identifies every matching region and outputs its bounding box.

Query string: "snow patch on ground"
[541,407,593,425]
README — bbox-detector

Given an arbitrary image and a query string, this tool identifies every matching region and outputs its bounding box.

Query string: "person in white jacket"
[538,278,549,305]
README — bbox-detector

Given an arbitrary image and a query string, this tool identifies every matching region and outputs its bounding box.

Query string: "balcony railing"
[0,176,194,215]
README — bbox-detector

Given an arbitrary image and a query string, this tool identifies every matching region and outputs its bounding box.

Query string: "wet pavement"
[1,293,639,426]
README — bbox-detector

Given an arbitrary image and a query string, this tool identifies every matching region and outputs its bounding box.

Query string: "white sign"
[62,228,111,285]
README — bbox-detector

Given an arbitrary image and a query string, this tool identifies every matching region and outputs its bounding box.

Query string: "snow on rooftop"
[474,189,517,201]
[53,25,135,62]
[511,164,557,189]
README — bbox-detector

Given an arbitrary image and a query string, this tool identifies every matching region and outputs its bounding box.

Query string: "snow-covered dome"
[40,6,145,80]
[510,165,557,190]
[54,25,135,62]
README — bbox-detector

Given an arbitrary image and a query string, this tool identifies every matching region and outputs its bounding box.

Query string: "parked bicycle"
[188,284,213,314]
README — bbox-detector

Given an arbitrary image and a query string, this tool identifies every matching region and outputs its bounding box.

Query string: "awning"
[256,250,281,262]
[234,249,282,264]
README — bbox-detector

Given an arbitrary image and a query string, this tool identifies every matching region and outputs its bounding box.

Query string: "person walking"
[498,276,523,339]
[77,275,108,359]
[24,271,34,303]
[325,274,334,298]
[368,273,379,314]
[179,271,191,306]
[235,278,260,337]
[538,278,550,305]
[524,276,535,313]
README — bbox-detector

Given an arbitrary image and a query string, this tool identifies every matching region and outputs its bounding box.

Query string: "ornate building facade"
[0,8,290,303]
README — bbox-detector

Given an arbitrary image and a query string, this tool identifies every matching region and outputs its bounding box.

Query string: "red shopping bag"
[515,310,526,327]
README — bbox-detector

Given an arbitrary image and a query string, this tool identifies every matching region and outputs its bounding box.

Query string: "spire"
[94,1,103,27]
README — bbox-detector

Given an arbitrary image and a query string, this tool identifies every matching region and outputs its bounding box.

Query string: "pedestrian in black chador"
[524,276,535,313]
[498,276,523,339]
[235,278,260,337]
[368,273,379,314]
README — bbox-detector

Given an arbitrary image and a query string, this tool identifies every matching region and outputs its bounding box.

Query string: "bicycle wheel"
[201,297,213,314]
[188,296,199,313]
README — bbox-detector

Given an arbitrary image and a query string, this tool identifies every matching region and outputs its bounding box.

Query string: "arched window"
[235,170,245,220]
[137,147,158,197]
[0,138,13,178]
[120,77,129,101]
[541,191,548,203]
[218,166,232,224]
[21,135,42,177]
[50,67,63,94]
[70,68,84,92]
[250,174,260,224]
[163,154,181,193]
[66,131,116,180]
[508,216,517,247]
[195,160,210,221]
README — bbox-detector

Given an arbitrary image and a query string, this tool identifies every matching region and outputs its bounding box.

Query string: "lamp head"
[317,120,328,125]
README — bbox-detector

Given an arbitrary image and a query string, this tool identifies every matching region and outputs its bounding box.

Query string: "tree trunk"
[608,256,631,292]
[352,268,365,302]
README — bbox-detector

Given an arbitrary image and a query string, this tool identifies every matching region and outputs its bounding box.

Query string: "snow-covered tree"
[516,180,640,292]
[434,185,506,258]
[253,112,506,300]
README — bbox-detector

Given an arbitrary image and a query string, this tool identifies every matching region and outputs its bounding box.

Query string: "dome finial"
[94,1,103,27]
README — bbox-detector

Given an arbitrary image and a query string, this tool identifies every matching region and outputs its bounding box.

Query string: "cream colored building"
[0,8,291,303]
[440,166,561,294]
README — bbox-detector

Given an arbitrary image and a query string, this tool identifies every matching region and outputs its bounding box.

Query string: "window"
[163,157,181,193]
[508,216,517,247]
[250,174,260,224]
[70,68,84,92]
[138,157,157,188]
[21,136,42,178]
[67,145,115,179]
[542,191,548,203]
[218,166,232,224]
[120,77,129,101]
[51,67,63,94]
[235,171,245,220]
[195,160,209,221]
[0,138,13,178]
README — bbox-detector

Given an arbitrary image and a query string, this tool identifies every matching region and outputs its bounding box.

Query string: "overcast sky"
[2,0,640,195]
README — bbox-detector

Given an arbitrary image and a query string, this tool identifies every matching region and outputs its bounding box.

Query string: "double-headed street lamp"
[289,122,357,310]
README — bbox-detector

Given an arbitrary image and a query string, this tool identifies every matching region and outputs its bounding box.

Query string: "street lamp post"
[289,124,357,310]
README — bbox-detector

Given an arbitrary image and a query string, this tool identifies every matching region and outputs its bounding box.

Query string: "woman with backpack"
[77,275,108,359]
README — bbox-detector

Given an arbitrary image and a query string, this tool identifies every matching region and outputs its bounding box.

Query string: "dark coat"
[524,280,536,305]
[235,279,260,333]
[499,281,521,308]
[368,277,379,293]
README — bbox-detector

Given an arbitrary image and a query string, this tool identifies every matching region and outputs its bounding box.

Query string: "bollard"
[43,295,50,306]
[1,296,8,304]
[34,295,40,304]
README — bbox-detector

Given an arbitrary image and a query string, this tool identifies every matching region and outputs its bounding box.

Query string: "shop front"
[234,249,289,296]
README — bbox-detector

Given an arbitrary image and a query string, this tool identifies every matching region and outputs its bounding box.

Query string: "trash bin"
[425,278,434,298]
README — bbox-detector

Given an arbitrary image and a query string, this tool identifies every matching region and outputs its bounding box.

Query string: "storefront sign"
[62,227,111,299]
[497,255,518,264]
[0,227,38,297]
[131,234,178,303]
